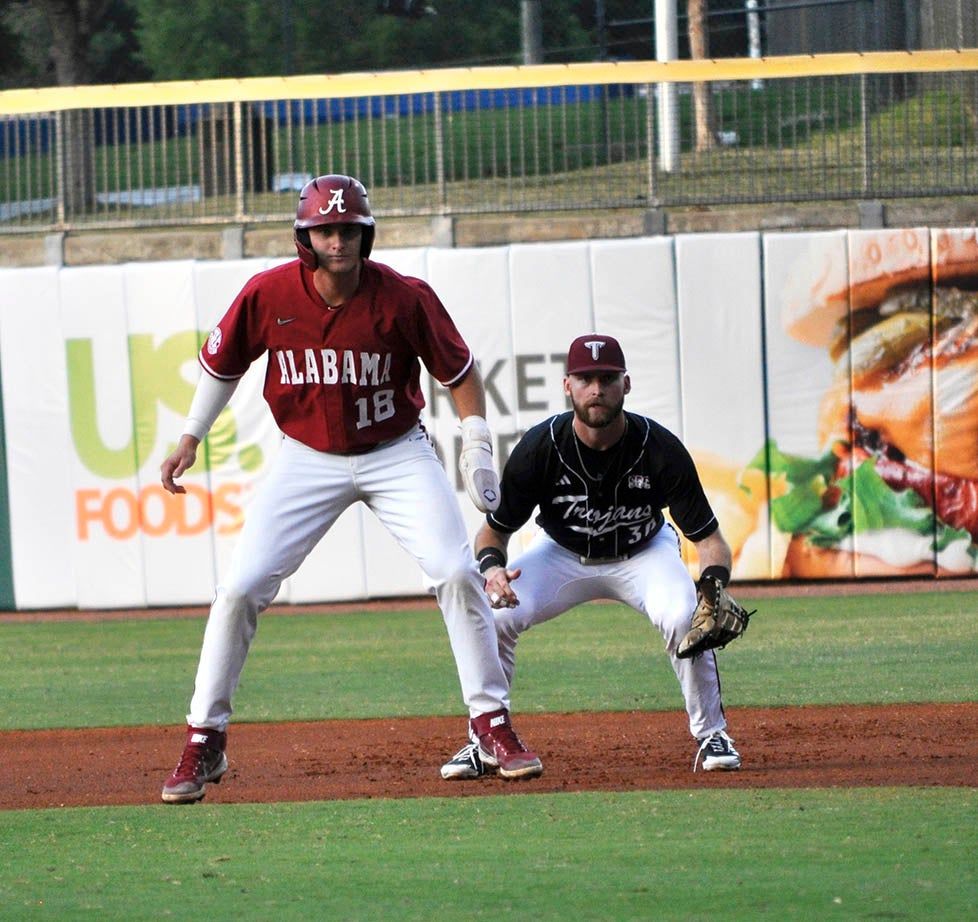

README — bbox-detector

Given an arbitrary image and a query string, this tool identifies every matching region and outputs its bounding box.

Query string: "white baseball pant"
[494,525,728,739]
[187,426,508,730]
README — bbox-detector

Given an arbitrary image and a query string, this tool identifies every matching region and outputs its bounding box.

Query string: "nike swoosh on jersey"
[276,317,296,325]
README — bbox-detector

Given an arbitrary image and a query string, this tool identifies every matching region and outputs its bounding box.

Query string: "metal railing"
[1,51,977,233]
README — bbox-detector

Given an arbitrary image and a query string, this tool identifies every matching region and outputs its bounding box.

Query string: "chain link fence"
[1,52,977,233]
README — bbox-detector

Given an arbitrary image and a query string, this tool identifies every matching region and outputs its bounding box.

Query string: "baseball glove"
[676,575,755,660]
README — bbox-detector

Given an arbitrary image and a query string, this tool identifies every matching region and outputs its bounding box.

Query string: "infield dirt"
[3,580,976,809]
[2,702,974,810]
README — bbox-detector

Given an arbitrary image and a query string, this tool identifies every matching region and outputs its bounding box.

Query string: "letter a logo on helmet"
[318,188,348,215]
[293,174,376,269]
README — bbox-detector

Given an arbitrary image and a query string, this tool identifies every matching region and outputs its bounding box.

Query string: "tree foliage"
[0,0,600,88]
[0,1,766,91]
[0,0,149,88]
[132,0,592,80]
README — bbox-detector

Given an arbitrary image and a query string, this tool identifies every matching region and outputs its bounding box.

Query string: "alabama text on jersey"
[199,259,472,453]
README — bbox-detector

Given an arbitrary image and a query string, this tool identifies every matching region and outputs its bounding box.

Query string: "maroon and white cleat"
[161,725,228,804]
[470,708,543,780]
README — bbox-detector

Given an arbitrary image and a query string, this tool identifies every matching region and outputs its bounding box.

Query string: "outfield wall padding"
[0,227,974,610]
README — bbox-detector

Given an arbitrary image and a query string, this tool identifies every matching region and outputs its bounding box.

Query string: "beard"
[572,394,625,429]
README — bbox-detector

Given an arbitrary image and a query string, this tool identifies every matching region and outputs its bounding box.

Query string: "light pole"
[521,0,542,64]
[655,0,679,173]
[747,0,763,89]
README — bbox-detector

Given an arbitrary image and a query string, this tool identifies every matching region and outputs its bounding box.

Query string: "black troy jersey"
[489,411,718,560]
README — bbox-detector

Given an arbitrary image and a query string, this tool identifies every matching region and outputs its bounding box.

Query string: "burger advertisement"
[758,227,978,578]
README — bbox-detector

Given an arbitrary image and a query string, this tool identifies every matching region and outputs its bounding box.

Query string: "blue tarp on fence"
[0,84,633,159]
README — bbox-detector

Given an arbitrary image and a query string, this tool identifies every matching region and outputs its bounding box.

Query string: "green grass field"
[1,586,976,920]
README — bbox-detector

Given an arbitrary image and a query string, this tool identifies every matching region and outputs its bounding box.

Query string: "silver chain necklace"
[573,420,627,482]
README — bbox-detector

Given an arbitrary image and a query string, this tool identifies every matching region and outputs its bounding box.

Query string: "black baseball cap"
[566,334,627,375]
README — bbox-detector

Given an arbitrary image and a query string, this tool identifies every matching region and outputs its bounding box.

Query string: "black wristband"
[700,565,731,587]
[477,546,507,575]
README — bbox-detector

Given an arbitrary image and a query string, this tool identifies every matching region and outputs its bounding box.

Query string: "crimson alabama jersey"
[199,259,472,452]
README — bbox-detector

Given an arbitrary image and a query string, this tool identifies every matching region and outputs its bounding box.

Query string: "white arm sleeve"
[183,371,241,441]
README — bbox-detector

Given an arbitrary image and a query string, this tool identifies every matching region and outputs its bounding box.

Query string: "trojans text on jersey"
[557,493,657,538]
[274,348,393,386]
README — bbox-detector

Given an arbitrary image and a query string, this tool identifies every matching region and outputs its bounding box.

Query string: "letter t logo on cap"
[566,333,627,374]
[584,340,606,360]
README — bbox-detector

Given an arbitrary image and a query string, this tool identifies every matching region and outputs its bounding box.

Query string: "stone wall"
[3,199,978,268]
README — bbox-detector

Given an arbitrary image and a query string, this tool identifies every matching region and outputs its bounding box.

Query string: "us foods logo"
[65,331,263,541]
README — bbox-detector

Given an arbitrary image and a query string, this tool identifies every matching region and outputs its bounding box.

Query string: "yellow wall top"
[3,50,978,116]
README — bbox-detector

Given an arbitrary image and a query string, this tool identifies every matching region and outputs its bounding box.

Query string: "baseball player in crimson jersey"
[441,333,742,780]
[160,174,541,803]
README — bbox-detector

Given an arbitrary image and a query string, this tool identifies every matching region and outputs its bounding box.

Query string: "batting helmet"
[293,174,376,268]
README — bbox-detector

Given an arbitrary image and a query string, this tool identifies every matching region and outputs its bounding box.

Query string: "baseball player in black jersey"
[441,333,742,779]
